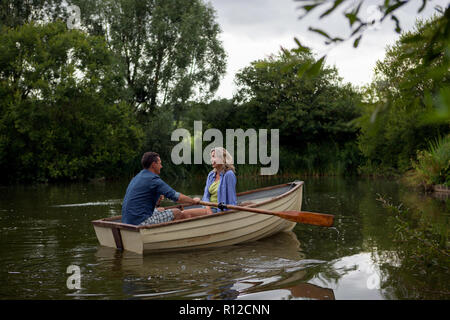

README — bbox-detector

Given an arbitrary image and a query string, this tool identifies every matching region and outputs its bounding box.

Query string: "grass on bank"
[404,135,450,191]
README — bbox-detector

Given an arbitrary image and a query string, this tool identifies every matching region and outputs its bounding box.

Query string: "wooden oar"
[198,200,334,227]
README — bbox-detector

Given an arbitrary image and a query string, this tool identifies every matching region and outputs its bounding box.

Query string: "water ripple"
[51,200,122,207]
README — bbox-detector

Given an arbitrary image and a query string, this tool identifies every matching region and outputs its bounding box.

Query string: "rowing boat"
[92,181,304,254]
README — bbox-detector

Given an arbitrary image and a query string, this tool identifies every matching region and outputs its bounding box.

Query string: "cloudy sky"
[208,0,446,99]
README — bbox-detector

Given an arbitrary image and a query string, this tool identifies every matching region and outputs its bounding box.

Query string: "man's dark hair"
[141,152,160,169]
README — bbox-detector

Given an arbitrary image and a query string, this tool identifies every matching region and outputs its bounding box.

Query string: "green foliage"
[407,135,450,189]
[181,99,237,132]
[0,22,143,183]
[137,106,189,179]
[296,1,449,123]
[357,16,450,174]
[0,0,68,30]
[233,48,363,174]
[73,0,227,114]
[275,142,361,176]
[1,1,446,184]
[296,0,441,48]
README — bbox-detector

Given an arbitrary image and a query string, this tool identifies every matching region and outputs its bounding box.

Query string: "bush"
[0,22,143,183]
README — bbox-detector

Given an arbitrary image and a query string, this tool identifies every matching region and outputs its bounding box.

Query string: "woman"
[181,147,237,217]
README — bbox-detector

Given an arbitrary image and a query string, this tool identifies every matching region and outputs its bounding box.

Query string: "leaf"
[353,35,362,48]
[297,2,324,18]
[304,55,325,77]
[435,5,444,14]
[345,12,358,27]
[301,3,322,13]
[382,1,408,21]
[391,15,401,33]
[344,0,363,27]
[293,37,310,53]
[418,0,428,13]
[350,23,365,37]
[308,27,332,40]
[353,0,363,17]
[280,46,291,57]
[297,61,312,78]
[320,0,344,19]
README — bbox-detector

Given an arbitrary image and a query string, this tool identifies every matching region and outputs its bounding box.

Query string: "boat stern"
[92,217,143,254]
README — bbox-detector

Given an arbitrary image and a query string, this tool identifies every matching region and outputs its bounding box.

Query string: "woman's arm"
[224,171,237,205]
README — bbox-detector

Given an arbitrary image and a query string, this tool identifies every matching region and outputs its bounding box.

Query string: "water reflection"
[51,200,122,207]
[238,283,335,300]
[93,232,334,299]
[308,253,385,300]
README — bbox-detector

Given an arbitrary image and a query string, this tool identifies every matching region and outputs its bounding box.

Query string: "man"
[121,152,200,226]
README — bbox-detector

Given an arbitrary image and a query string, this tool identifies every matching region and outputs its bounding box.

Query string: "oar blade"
[278,211,334,227]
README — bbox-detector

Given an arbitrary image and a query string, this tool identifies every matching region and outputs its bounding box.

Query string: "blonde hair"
[211,147,235,173]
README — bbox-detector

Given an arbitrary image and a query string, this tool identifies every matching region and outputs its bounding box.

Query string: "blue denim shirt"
[201,170,237,211]
[121,169,180,225]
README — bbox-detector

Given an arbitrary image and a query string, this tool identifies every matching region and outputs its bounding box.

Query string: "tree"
[72,0,227,114]
[234,48,362,173]
[235,49,360,145]
[0,22,143,183]
[357,17,450,172]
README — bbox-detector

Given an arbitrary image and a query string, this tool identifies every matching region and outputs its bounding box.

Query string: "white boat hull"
[93,181,303,254]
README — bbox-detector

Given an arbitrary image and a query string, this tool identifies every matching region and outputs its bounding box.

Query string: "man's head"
[141,152,162,174]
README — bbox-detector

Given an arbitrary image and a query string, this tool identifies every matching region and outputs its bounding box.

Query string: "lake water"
[0,175,448,300]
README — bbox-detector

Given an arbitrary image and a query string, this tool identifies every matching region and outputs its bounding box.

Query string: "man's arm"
[154,177,200,205]
[177,193,200,205]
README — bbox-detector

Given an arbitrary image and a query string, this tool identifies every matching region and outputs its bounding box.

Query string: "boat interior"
[99,182,300,225]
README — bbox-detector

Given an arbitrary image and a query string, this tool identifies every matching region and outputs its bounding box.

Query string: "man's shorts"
[139,208,175,226]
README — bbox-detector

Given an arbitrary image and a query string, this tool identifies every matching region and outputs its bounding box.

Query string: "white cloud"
[209,0,445,99]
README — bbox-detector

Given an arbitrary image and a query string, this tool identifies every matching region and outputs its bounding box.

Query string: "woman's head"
[210,147,235,173]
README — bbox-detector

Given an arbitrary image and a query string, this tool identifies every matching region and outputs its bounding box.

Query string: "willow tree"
[73,0,227,115]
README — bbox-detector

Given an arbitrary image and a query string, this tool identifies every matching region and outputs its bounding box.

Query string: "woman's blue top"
[201,170,237,211]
